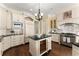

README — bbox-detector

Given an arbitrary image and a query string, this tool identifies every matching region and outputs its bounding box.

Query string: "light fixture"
[35,4,43,21]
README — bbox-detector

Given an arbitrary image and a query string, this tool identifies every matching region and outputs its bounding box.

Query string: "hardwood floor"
[3,42,72,56]
[43,42,72,56]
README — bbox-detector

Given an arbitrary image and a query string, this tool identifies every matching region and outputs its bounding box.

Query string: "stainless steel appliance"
[60,33,75,47]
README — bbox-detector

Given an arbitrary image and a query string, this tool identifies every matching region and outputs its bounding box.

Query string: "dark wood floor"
[3,42,72,56]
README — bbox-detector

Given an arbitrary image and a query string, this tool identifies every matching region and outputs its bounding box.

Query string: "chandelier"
[35,4,43,21]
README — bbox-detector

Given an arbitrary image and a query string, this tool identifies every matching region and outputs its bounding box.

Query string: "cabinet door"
[11,36,19,47]
[19,35,24,44]
[2,37,11,51]
[0,43,2,56]
[10,36,15,47]
[25,21,34,37]
[24,37,29,43]
[52,34,59,43]
[13,35,20,46]
[72,45,79,56]
[46,37,52,50]
[14,35,24,46]
[11,35,24,47]
[0,10,7,29]
[6,11,12,29]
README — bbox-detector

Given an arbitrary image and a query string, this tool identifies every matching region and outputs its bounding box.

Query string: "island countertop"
[29,35,52,41]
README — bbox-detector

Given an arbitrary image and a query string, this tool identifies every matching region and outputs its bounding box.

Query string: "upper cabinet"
[0,8,7,29]
[0,8,12,30]
[24,20,34,37]
[6,11,12,29]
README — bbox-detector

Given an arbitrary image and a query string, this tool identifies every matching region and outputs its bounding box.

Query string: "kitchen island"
[29,35,52,56]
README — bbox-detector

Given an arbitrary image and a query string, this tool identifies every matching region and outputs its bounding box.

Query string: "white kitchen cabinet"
[11,35,20,47]
[0,9,7,29]
[52,34,60,43]
[18,35,24,44]
[46,37,52,50]
[29,39,40,56]
[0,43,2,56]
[29,37,52,56]
[24,20,34,43]
[2,36,11,52]
[10,36,15,47]
[72,44,79,56]
[25,21,34,36]
[0,8,12,36]
[0,35,24,56]
[24,37,31,43]
[6,11,12,29]
[0,9,12,30]
[13,35,21,46]
[11,35,24,47]
[0,30,6,35]
[24,37,29,43]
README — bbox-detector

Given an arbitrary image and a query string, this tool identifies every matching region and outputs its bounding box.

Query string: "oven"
[60,33,75,47]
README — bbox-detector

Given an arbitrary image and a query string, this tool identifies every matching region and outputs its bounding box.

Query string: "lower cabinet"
[13,35,21,46]
[2,36,11,52]
[24,37,30,43]
[10,36,15,47]
[52,34,60,43]
[0,35,24,56]
[0,43,2,56]
[19,35,24,44]
[72,45,79,56]
[11,35,24,47]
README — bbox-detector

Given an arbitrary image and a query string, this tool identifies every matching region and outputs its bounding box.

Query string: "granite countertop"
[49,32,61,34]
[51,32,79,36]
[0,33,23,42]
[72,42,79,47]
[30,35,52,40]
[0,33,23,37]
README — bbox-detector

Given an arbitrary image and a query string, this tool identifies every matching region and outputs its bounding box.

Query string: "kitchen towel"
[67,37,70,43]
[63,37,66,42]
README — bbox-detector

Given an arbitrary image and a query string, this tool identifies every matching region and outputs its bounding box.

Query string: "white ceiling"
[3,3,76,16]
